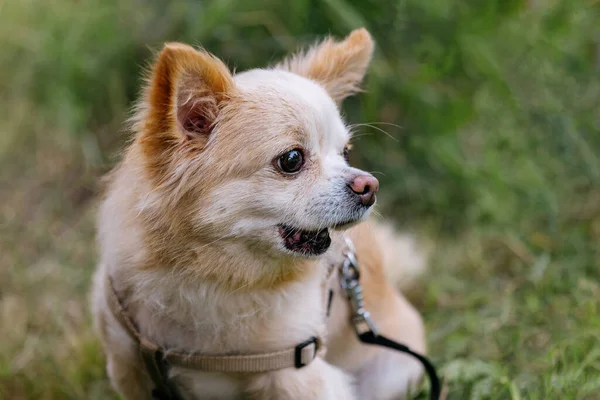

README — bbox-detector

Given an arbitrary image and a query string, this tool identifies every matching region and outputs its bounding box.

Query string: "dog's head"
[134,29,377,259]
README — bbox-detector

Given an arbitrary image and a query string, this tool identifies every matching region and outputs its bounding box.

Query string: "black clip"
[294,336,319,368]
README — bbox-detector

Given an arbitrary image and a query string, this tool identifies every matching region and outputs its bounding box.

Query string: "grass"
[1,0,599,399]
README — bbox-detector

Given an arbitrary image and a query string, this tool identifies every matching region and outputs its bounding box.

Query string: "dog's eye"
[277,149,304,174]
[343,146,350,163]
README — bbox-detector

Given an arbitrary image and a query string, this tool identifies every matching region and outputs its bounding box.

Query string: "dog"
[92,28,427,400]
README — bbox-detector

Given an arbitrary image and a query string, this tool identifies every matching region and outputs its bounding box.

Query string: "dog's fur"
[92,29,427,400]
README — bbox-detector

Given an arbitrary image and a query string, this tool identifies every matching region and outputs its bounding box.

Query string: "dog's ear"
[142,43,234,149]
[275,28,374,104]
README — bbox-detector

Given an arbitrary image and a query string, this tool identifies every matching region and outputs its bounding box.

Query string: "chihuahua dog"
[92,28,427,400]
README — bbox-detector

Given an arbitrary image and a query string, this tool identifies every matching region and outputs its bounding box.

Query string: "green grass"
[1,0,599,399]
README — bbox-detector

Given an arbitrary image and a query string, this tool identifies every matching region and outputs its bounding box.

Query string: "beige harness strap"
[105,275,323,375]
[164,339,321,372]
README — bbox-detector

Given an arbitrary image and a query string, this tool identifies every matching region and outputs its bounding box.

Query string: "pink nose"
[349,174,379,207]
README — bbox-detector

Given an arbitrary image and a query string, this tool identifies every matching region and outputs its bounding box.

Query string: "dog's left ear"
[143,43,235,149]
[275,28,374,104]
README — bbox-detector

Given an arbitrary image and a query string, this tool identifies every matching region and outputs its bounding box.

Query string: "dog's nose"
[349,174,379,207]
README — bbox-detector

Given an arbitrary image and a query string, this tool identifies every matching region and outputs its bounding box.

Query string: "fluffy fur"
[92,28,427,400]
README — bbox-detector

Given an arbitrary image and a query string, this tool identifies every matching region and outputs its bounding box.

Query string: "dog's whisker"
[350,123,399,142]
[349,132,373,139]
[283,227,298,240]
[225,281,253,299]
[195,234,233,250]
[350,121,404,130]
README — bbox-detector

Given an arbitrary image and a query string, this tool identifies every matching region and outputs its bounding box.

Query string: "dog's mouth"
[278,225,331,256]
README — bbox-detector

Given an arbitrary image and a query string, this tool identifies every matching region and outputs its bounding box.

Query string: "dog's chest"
[131,264,327,349]
[127,270,328,398]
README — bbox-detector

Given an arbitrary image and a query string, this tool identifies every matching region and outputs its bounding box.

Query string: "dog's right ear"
[274,29,374,105]
[141,43,234,150]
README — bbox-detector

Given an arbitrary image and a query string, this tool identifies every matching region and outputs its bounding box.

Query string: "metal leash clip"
[340,237,441,400]
[340,236,379,337]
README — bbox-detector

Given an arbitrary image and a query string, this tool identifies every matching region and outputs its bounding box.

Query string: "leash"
[340,237,441,400]
[106,236,440,400]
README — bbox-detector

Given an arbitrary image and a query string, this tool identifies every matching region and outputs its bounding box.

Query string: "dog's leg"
[97,308,153,400]
[105,351,153,400]
[92,270,153,400]
[243,358,356,400]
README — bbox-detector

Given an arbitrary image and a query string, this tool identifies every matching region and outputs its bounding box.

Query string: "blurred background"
[1,0,599,399]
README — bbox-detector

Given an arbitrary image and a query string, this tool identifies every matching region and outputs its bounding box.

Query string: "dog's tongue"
[292,229,329,246]
[293,229,322,244]
[292,231,303,243]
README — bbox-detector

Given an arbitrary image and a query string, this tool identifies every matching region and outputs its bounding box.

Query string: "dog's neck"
[135,227,324,288]
[109,236,332,354]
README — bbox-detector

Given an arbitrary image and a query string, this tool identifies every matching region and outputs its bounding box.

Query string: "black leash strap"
[358,331,441,400]
[140,348,182,400]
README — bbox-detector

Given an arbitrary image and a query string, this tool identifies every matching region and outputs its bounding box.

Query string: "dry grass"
[1,0,599,399]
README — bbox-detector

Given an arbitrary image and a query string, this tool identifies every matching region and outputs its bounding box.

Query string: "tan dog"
[92,28,427,400]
